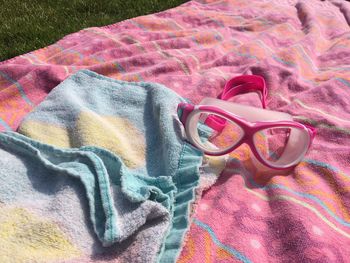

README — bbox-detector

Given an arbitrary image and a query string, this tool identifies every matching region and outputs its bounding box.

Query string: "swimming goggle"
[178,75,316,170]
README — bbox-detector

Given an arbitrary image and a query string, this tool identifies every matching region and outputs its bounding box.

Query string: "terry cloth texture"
[1,0,350,262]
[1,69,204,263]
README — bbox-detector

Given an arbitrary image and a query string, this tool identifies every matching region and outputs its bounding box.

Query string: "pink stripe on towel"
[1,0,350,262]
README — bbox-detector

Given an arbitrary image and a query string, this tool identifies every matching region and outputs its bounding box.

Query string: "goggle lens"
[188,111,244,153]
[253,126,310,168]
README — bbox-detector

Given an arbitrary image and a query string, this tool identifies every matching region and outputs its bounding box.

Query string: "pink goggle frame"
[178,75,316,170]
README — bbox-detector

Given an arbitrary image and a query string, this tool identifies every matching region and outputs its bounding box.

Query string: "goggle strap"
[203,75,267,133]
[218,75,267,109]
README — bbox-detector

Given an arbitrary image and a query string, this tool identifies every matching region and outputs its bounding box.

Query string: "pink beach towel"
[1,0,350,262]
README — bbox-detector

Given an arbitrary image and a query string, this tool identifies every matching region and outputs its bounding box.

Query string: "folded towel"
[0,70,204,263]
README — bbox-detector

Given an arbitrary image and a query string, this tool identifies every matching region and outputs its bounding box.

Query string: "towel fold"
[0,70,204,263]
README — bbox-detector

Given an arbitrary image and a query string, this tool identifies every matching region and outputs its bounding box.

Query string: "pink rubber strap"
[219,75,267,108]
[204,75,267,132]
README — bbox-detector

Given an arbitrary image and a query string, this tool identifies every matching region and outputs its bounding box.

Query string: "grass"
[0,0,188,62]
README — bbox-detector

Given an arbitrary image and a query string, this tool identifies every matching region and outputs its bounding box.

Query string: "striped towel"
[0,0,349,262]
